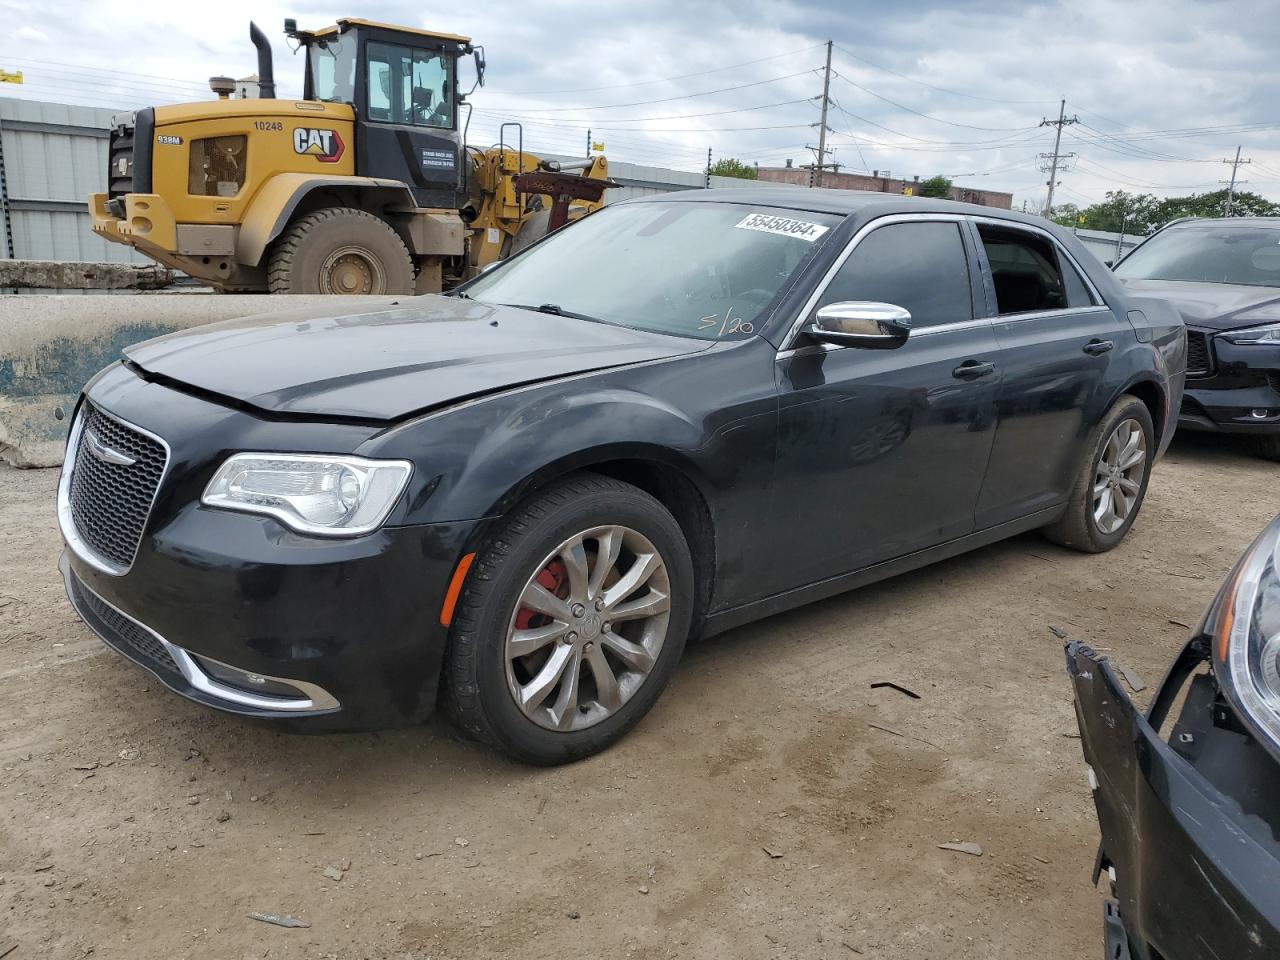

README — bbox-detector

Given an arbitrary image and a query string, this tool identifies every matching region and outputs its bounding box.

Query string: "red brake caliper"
[514,559,569,632]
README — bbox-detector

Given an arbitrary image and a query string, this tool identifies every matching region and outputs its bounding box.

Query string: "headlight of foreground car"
[1220,321,1280,345]
[202,453,413,536]
[1213,517,1280,756]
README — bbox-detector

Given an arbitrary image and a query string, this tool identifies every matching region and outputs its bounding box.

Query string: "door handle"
[1083,339,1114,356]
[952,360,996,380]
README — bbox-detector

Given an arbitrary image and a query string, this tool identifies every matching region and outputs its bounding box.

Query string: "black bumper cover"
[1066,640,1280,960]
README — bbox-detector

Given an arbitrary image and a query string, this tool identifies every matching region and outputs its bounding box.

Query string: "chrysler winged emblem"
[84,429,136,467]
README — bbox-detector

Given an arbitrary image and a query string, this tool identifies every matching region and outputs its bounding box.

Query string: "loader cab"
[293,18,478,208]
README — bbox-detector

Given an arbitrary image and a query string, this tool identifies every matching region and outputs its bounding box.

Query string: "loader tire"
[267,207,414,295]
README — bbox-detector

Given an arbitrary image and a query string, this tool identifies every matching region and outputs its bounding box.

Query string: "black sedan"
[1115,217,1280,460]
[58,189,1185,763]
[1066,515,1280,960]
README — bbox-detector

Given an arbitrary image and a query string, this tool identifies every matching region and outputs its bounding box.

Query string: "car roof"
[1167,216,1280,229]
[625,185,1048,227]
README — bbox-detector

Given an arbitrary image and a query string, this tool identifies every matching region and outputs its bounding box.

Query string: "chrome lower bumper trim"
[68,567,340,713]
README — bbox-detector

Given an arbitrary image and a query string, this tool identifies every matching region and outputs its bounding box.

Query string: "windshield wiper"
[499,303,611,325]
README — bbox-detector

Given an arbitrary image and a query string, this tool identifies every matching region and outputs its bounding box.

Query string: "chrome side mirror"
[805,301,911,350]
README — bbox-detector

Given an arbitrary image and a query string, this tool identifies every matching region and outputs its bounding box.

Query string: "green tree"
[1153,189,1280,223]
[707,158,757,180]
[917,175,953,199]
[1049,203,1084,228]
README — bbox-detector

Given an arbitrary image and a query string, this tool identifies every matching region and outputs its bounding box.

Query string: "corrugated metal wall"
[0,97,144,263]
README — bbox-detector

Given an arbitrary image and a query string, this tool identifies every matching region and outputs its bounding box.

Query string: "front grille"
[69,572,182,681]
[67,403,168,572]
[1186,329,1213,378]
[107,121,135,198]
[1268,370,1280,395]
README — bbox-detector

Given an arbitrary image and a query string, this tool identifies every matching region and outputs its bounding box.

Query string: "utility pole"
[705,147,712,189]
[1221,145,1251,216]
[1038,98,1078,216]
[814,40,833,187]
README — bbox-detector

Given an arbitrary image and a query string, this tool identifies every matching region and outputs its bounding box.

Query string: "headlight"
[1220,322,1280,345]
[202,453,413,536]
[1212,516,1280,756]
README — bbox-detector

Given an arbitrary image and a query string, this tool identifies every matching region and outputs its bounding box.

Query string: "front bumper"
[1178,334,1280,434]
[90,191,179,254]
[59,367,479,729]
[1066,639,1280,960]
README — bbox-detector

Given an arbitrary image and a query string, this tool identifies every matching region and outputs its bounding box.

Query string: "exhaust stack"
[249,21,275,98]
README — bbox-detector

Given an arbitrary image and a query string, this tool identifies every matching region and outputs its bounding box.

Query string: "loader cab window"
[308,34,357,103]
[366,41,455,129]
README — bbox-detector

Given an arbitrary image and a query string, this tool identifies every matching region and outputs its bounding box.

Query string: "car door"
[970,220,1128,528]
[767,215,1001,595]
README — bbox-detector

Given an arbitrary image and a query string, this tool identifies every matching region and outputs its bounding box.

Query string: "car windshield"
[463,201,842,340]
[308,34,358,103]
[1115,223,1280,287]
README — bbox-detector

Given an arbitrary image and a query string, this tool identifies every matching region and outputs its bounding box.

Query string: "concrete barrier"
[0,294,399,467]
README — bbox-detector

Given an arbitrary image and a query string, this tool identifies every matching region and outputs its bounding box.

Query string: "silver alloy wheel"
[504,525,671,732]
[1092,418,1147,534]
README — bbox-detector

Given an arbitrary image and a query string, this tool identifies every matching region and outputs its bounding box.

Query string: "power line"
[830,69,1029,132]
[482,69,818,114]
[831,43,1053,105]
[487,44,826,96]
[477,97,815,125]
[828,97,1041,147]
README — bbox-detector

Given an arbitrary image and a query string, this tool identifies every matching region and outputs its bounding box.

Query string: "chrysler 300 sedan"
[59,189,1186,764]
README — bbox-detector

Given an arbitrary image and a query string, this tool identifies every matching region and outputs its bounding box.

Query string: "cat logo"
[292,127,345,163]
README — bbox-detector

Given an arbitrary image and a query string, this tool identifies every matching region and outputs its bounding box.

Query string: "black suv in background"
[1115,217,1280,460]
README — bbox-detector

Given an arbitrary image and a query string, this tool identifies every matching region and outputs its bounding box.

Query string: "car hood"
[1121,278,1280,331]
[124,296,710,421]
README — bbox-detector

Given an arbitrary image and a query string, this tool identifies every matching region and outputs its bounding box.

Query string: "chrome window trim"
[56,402,172,577]
[72,574,340,712]
[777,212,1110,354]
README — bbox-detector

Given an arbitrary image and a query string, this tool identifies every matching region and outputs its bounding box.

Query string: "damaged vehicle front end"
[1066,515,1280,960]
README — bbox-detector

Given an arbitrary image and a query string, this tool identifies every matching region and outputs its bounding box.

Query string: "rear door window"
[817,221,973,329]
[978,226,1072,315]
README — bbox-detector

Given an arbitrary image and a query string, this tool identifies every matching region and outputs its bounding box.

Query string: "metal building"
[0,97,144,263]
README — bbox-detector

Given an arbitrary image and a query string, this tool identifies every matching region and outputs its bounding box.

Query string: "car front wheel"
[1043,395,1155,553]
[443,473,694,765]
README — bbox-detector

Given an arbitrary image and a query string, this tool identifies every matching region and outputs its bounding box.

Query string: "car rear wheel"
[442,473,694,765]
[1043,395,1155,553]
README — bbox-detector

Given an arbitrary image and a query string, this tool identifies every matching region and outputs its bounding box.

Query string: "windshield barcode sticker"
[734,213,829,242]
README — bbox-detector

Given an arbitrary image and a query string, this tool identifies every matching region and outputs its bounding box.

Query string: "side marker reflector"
[440,552,476,627]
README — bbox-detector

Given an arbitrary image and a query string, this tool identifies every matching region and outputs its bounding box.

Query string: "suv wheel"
[1043,395,1155,553]
[443,474,694,765]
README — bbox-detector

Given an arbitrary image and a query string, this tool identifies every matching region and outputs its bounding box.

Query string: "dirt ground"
[1,434,1275,960]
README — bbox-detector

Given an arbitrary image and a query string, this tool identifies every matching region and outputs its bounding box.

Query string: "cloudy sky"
[4,0,1279,212]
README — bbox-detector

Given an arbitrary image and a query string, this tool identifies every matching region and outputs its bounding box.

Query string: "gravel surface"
[1,433,1274,959]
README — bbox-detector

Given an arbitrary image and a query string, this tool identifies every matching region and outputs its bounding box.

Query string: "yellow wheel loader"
[89,18,614,294]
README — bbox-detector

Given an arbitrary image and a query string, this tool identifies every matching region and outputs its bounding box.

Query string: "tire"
[1042,395,1155,553]
[442,473,695,765]
[267,207,414,295]
[1256,435,1280,462]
